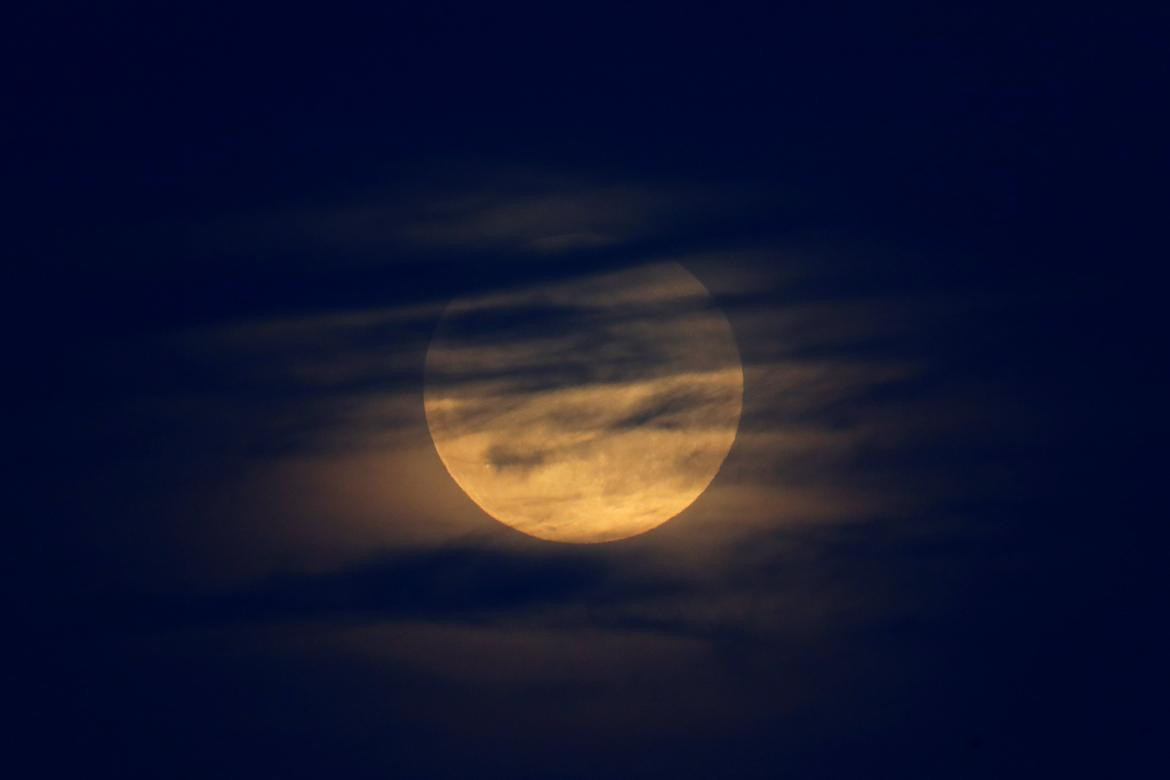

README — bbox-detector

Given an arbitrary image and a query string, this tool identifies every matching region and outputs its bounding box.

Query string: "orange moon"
[424,263,742,543]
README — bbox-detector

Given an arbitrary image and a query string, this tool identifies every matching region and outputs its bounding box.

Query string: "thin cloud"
[197,170,741,261]
[107,235,1018,592]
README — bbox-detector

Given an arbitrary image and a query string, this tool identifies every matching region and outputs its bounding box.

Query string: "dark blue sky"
[9,3,1165,778]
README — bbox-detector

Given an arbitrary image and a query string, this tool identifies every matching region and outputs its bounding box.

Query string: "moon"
[424,262,743,543]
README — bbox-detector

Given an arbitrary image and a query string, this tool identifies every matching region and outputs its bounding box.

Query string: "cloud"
[196,168,744,264]
[68,524,890,646]
[91,544,642,634]
[392,189,647,253]
[109,251,961,571]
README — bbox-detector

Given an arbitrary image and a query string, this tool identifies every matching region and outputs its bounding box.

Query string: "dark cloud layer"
[43,545,652,637]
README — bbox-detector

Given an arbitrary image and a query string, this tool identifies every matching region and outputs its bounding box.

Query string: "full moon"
[424,262,743,543]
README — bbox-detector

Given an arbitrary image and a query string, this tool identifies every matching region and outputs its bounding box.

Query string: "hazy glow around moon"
[424,263,743,543]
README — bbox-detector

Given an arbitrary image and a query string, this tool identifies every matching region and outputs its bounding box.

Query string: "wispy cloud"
[198,169,742,262]
[127,245,988,585]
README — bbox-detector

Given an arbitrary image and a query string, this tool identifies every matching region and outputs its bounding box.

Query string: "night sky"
[9,4,1166,778]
